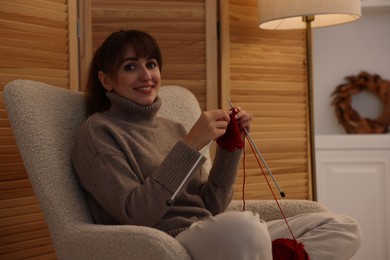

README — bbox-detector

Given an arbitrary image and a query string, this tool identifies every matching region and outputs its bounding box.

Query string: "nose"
[139,66,152,82]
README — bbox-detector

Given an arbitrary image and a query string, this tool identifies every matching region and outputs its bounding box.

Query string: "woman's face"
[99,48,161,105]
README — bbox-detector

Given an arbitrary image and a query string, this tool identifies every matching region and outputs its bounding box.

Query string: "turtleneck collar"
[105,92,162,126]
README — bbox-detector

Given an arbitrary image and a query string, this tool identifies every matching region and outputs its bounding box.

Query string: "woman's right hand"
[184,110,230,151]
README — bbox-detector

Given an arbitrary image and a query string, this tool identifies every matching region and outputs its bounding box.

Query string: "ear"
[98,71,114,91]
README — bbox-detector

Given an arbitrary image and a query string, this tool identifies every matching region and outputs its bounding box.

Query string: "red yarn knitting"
[218,107,310,259]
[272,238,310,260]
[216,109,244,152]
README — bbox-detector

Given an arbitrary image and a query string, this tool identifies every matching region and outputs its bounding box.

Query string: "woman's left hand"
[229,106,253,137]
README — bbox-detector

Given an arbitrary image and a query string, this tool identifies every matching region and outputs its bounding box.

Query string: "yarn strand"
[246,138,297,241]
[242,138,246,211]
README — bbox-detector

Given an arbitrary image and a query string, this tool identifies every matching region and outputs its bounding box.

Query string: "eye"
[123,63,136,71]
[146,60,158,69]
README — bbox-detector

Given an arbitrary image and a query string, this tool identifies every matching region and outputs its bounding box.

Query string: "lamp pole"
[304,15,317,201]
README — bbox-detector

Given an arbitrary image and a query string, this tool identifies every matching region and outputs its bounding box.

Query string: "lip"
[134,85,154,94]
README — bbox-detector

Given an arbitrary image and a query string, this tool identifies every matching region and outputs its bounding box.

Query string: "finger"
[213,110,230,123]
[240,121,251,130]
[238,112,253,123]
[235,108,249,121]
[238,112,253,130]
[231,106,248,119]
[215,120,229,129]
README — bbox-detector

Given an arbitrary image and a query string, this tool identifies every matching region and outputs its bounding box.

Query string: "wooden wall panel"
[0,0,78,259]
[221,0,313,201]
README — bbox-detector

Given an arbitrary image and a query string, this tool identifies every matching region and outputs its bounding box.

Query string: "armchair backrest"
[3,80,209,250]
[4,80,93,234]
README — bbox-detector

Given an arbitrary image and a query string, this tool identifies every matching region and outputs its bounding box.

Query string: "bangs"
[120,31,162,72]
[131,33,161,62]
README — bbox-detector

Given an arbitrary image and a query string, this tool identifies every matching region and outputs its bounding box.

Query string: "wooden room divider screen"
[0,0,312,258]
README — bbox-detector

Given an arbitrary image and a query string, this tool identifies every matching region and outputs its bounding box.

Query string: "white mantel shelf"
[315,134,390,150]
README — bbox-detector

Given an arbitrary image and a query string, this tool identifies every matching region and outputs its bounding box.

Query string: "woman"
[72,29,362,259]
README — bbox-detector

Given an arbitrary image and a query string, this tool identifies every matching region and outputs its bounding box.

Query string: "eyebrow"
[121,57,138,63]
[122,55,157,62]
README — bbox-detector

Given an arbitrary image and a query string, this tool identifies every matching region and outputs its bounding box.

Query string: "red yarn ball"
[216,110,245,152]
[272,238,310,260]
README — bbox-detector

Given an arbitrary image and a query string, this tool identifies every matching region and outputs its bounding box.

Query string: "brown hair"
[85,30,162,117]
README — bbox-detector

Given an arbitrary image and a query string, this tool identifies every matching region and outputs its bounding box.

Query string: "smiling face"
[99,48,161,105]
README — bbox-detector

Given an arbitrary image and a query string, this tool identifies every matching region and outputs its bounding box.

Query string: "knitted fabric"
[216,110,245,152]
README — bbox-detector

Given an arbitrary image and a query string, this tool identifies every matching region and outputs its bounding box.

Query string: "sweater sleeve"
[72,121,205,227]
[200,145,243,215]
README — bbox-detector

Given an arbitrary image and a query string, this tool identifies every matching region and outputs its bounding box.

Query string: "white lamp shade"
[258,0,361,30]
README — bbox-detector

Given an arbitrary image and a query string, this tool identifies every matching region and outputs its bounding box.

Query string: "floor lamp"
[257,0,361,200]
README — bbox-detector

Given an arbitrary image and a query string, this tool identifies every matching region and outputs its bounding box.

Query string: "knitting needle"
[227,99,286,198]
[166,140,213,206]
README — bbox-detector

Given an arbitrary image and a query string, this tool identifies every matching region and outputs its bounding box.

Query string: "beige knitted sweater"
[72,92,242,237]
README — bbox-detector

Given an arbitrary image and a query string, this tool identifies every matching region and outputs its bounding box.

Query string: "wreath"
[331,71,390,134]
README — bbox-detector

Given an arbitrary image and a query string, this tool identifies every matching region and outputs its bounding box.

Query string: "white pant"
[175,211,362,260]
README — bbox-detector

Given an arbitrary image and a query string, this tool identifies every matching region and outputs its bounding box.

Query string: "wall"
[313,2,390,135]
[313,2,390,258]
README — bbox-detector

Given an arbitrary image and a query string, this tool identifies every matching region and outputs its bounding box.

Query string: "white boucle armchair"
[3,80,329,259]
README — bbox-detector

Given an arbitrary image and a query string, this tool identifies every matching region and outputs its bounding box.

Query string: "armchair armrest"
[58,222,191,260]
[227,199,330,222]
